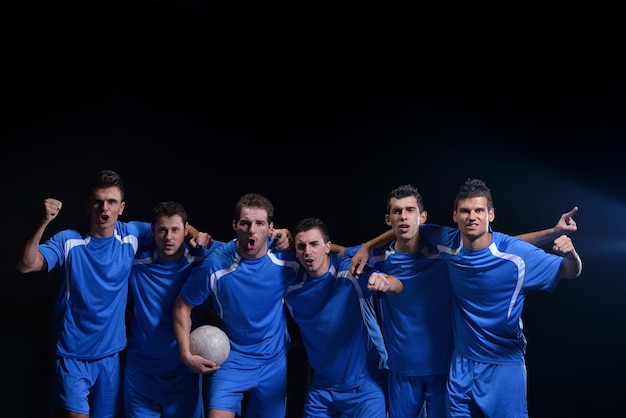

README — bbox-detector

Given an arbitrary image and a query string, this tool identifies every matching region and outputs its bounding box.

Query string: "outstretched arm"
[15,198,62,273]
[515,206,578,246]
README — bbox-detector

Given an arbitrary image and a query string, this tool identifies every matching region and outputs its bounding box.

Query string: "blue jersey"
[345,239,453,376]
[39,221,152,360]
[420,224,563,364]
[284,254,388,390]
[181,239,300,363]
[126,241,224,374]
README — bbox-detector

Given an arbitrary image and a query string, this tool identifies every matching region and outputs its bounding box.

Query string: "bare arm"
[553,235,583,279]
[515,206,578,246]
[173,293,220,374]
[15,198,62,273]
[351,229,396,275]
[186,225,214,249]
[329,243,346,256]
[187,226,292,250]
[514,207,582,279]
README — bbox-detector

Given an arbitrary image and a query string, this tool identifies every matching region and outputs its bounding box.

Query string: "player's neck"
[462,231,492,250]
[394,234,422,254]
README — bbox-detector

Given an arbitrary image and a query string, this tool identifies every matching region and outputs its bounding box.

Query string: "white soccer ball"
[189,325,231,365]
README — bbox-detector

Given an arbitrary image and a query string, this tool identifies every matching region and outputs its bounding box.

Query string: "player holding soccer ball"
[174,193,300,418]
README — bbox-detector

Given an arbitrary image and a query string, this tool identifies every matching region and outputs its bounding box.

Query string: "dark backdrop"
[2,2,625,417]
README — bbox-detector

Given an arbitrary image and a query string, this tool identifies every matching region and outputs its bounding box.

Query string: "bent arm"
[330,243,346,256]
[187,224,214,249]
[15,198,63,272]
[553,235,583,279]
[173,293,221,374]
[15,221,48,272]
[270,228,293,251]
[366,272,403,296]
[351,229,395,274]
[559,252,583,279]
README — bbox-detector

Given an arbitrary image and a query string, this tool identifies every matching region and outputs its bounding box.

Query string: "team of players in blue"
[346,181,581,417]
[15,170,582,418]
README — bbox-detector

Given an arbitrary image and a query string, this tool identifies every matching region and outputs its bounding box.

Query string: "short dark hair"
[387,184,424,214]
[233,193,274,223]
[87,169,125,201]
[293,217,330,243]
[454,178,493,211]
[151,201,188,226]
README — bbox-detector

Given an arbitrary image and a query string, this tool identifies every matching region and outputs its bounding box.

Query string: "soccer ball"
[189,325,231,365]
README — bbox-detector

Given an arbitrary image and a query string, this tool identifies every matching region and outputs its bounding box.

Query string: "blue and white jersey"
[181,238,300,363]
[284,254,388,390]
[39,221,153,360]
[420,224,563,364]
[345,239,453,376]
[126,241,223,375]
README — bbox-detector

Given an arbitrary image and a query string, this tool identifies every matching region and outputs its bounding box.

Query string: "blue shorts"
[304,374,387,418]
[388,371,446,418]
[447,351,528,417]
[206,351,287,418]
[53,353,120,418]
[123,358,204,418]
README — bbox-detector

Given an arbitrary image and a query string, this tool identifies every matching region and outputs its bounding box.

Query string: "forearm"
[173,295,194,359]
[363,229,395,251]
[15,221,48,272]
[385,274,403,296]
[350,229,395,274]
[330,243,346,256]
[518,206,579,246]
[559,252,583,279]
[515,228,560,247]
[187,224,214,249]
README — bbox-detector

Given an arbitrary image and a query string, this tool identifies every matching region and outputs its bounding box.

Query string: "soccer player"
[340,183,581,418]
[348,180,581,417]
[334,184,452,418]
[419,178,582,417]
[123,201,219,418]
[14,169,153,418]
[285,217,403,417]
[173,193,300,418]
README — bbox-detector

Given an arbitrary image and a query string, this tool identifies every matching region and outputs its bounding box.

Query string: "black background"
[2,2,625,417]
